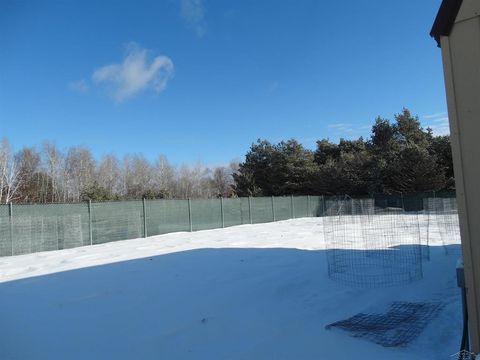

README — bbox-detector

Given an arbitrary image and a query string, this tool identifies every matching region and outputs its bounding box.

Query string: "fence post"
[272,196,276,222]
[56,214,60,250]
[88,200,93,246]
[188,198,193,232]
[143,198,147,238]
[307,195,311,217]
[322,195,326,216]
[291,195,295,219]
[9,202,13,256]
[220,197,225,228]
[248,196,253,224]
[400,192,405,211]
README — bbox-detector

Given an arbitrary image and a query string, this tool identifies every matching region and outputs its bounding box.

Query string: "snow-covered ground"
[0,217,462,359]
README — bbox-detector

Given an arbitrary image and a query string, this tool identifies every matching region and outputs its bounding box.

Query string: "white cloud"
[180,0,206,37]
[423,112,447,119]
[328,123,354,132]
[326,122,371,140]
[422,112,450,136]
[68,79,88,93]
[92,43,174,102]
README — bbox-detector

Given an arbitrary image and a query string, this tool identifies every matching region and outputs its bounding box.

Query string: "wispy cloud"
[327,122,370,139]
[180,0,206,37]
[92,43,174,102]
[422,112,450,136]
[327,123,357,134]
[68,79,88,93]
[423,111,447,119]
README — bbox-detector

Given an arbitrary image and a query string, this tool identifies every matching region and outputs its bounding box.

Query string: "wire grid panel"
[250,197,274,224]
[92,201,143,244]
[293,196,309,218]
[324,196,363,216]
[425,197,461,255]
[54,203,90,249]
[397,196,430,261]
[326,301,444,347]
[0,205,11,256]
[423,198,440,254]
[191,198,222,231]
[223,198,251,227]
[11,203,89,255]
[273,197,292,221]
[145,199,190,236]
[324,199,423,288]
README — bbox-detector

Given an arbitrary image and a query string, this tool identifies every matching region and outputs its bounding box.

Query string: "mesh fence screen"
[273,197,292,221]
[0,205,10,257]
[250,197,274,224]
[8,203,89,255]
[146,199,190,235]
[223,198,251,227]
[92,201,144,244]
[191,199,222,231]
[308,196,325,217]
[293,196,309,218]
[0,192,457,258]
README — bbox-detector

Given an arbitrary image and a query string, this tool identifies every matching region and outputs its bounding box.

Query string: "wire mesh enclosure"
[424,196,461,255]
[323,198,423,288]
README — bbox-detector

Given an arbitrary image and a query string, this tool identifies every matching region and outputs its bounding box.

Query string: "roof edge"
[430,0,464,47]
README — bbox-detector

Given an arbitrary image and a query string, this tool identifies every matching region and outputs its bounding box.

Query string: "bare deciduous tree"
[65,146,95,201]
[42,142,64,202]
[15,147,41,203]
[97,154,121,196]
[1,137,239,203]
[0,138,22,203]
[211,166,233,197]
[153,155,175,198]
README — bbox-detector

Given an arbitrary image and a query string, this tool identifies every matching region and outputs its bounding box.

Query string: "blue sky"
[0,0,448,166]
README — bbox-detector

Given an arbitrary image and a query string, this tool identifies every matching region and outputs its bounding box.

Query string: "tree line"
[1,108,454,203]
[233,108,454,196]
[0,140,238,203]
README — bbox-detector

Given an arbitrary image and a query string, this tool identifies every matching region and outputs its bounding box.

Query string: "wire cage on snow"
[323,198,423,288]
[423,196,462,255]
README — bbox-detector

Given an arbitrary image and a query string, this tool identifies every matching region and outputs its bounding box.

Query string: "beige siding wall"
[441,14,480,352]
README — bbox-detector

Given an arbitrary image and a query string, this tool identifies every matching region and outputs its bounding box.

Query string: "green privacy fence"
[0,191,456,257]
[0,195,326,257]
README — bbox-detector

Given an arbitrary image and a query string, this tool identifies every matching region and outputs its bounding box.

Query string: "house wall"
[440,6,480,352]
